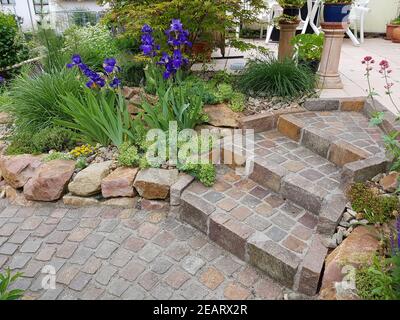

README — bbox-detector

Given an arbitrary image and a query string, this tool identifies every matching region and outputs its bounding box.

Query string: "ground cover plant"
[347,182,399,224]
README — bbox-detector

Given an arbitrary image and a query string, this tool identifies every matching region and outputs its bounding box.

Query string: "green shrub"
[0,12,29,71]
[0,268,24,300]
[6,127,78,155]
[356,254,400,300]
[237,57,316,98]
[347,183,399,224]
[118,142,140,167]
[32,127,78,153]
[63,24,118,71]
[1,68,83,133]
[291,33,324,62]
[43,152,73,162]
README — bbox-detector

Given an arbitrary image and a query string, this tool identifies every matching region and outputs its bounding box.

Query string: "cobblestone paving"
[0,199,287,300]
[253,130,344,194]
[185,166,318,260]
[285,111,385,157]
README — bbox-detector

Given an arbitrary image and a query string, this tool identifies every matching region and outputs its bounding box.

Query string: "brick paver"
[0,199,286,300]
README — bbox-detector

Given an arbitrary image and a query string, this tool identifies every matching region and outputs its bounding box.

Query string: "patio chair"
[265,0,306,43]
[235,0,271,39]
[349,0,371,44]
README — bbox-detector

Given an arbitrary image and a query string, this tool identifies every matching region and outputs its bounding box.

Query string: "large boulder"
[319,226,380,300]
[23,160,75,201]
[0,155,42,188]
[101,167,139,198]
[134,168,179,200]
[204,104,240,128]
[68,161,112,196]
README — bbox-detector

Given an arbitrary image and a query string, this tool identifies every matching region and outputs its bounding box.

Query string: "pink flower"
[364,56,373,62]
[379,60,390,70]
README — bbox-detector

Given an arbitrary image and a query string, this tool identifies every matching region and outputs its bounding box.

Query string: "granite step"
[222,130,346,218]
[179,166,327,295]
[277,111,388,166]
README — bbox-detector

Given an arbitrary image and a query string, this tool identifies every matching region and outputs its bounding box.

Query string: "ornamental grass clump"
[1,68,83,133]
[237,57,316,98]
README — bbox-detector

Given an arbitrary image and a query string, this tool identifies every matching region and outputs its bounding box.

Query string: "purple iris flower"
[103,58,117,73]
[109,77,121,88]
[140,20,190,80]
[141,24,153,33]
[67,54,82,68]
[170,19,183,32]
[165,19,192,48]
[140,25,159,57]
[0,76,4,83]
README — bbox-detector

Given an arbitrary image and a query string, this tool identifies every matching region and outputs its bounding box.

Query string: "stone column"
[278,22,299,61]
[317,23,347,89]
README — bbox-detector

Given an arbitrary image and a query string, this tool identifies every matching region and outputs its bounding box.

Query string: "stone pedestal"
[278,22,299,61]
[317,23,347,89]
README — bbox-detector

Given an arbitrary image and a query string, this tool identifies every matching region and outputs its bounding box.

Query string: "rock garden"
[0,0,400,301]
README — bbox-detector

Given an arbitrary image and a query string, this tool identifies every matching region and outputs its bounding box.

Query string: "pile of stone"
[0,154,194,209]
[328,204,369,249]
[244,96,306,116]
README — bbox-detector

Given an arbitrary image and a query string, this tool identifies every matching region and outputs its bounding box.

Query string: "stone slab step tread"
[223,130,344,215]
[277,111,386,166]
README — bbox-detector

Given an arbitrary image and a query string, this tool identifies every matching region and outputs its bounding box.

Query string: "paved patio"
[194,38,400,115]
[0,199,287,300]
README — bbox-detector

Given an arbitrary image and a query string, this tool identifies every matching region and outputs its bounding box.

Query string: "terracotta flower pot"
[386,24,397,40]
[191,41,212,62]
[392,26,400,43]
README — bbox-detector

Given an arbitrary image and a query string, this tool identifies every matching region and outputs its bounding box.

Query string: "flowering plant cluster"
[362,56,399,115]
[69,144,96,158]
[140,19,191,79]
[67,54,121,89]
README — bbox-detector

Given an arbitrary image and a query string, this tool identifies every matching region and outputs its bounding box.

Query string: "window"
[33,0,49,14]
[1,0,16,4]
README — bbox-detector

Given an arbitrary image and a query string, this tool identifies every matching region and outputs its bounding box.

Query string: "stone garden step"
[179,166,327,294]
[277,111,386,167]
[179,109,389,295]
[223,130,345,216]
